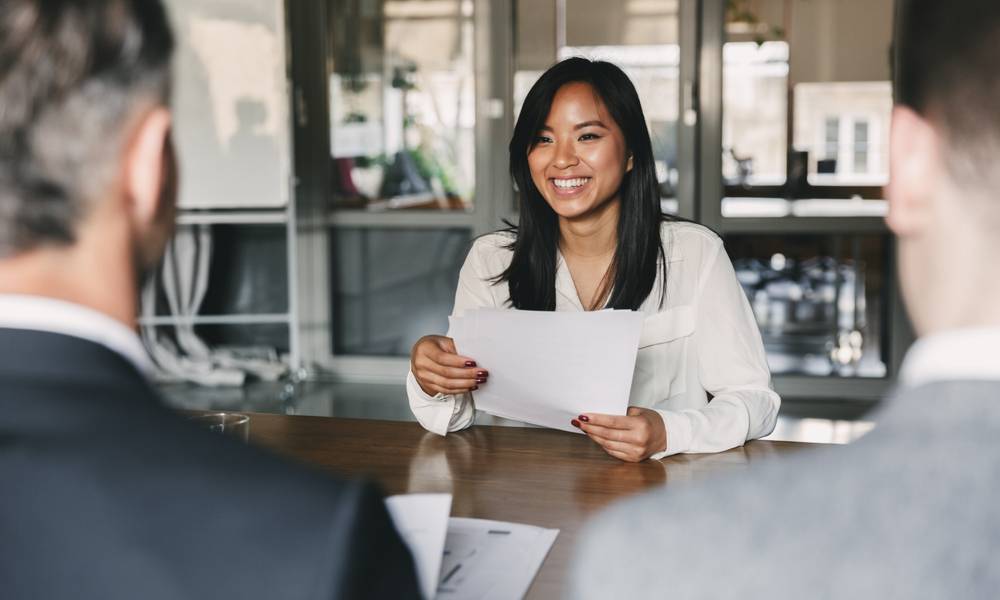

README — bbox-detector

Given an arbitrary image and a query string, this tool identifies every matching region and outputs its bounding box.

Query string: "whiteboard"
[167,0,291,209]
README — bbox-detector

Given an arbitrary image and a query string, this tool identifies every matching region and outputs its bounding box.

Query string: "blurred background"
[152,0,905,442]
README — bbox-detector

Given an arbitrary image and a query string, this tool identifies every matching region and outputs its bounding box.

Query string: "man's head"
[887,0,1000,335]
[0,0,175,310]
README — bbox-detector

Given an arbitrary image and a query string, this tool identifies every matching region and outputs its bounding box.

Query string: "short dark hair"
[0,0,174,256]
[500,57,675,311]
[896,0,1000,199]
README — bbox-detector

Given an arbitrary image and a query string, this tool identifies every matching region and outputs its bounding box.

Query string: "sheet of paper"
[386,493,453,600]
[450,308,645,433]
[437,517,559,599]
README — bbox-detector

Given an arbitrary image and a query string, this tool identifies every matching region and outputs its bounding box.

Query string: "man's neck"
[921,301,1000,337]
[0,240,139,330]
[914,222,1000,335]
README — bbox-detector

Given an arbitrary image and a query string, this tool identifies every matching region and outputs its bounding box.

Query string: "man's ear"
[885,106,939,238]
[123,107,173,232]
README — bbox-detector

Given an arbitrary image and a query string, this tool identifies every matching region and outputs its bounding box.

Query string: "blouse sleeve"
[406,238,502,435]
[651,238,780,457]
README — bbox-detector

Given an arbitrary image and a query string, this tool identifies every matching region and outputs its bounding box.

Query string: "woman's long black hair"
[495,57,674,311]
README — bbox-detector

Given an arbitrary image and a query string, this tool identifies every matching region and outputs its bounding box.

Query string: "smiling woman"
[523,81,636,310]
[406,57,781,463]
[504,59,668,313]
[527,84,630,219]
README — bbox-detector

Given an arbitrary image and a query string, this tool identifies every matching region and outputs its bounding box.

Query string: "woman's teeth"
[553,178,590,189]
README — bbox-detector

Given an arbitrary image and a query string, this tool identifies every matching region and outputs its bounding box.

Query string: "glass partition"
[722,0,894,216]
[332,228,471,356]
[725,233,888,378]
[328,0,476,210]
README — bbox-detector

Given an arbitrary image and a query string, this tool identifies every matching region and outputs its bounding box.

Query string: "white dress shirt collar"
[0,294,152,376]
[898,327,1000,388]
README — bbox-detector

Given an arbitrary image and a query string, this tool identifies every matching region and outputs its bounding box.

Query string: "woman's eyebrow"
[537,120,609,132]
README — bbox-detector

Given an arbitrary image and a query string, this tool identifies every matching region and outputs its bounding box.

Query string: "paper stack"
[449,308,645,433]
[386,494,559,600]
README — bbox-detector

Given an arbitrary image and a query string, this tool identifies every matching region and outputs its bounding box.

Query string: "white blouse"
[406,221,780,459]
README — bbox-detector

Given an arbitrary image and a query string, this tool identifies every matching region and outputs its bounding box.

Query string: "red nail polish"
[476,378,486,384]
[476,370,488,378]
[472,385,479,391]
[571,419,581,428]
[579,415,590,422]
[465,361,476,367]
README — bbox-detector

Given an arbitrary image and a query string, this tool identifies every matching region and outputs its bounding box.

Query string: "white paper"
[386,494,453,600]
[437,518,559,600]
[450,308,645,433]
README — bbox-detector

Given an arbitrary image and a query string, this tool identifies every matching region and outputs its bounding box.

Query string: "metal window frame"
[289,0,513,382]
[699,0,913,400]
[151,1,303,373]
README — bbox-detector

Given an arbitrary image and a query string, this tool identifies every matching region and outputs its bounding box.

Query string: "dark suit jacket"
[0,328,420,600]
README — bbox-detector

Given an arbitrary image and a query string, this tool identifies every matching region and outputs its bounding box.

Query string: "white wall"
[167,0,291,209]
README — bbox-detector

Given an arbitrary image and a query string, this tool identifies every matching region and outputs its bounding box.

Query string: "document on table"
[437,518,559,600]
[386,494,453,600]
[386,494,559,600]
[450,308,645,433]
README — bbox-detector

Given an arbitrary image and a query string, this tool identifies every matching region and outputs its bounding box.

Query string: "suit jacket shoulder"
[570,380,1000,600]
[0,328,420,600]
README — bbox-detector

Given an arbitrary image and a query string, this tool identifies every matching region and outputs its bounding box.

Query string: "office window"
[823,117,839,162]
[724,0,894,206]
[319,0,486,380]
[853,119,870,174]
[328,0,475,211]
[723,41,788,186]
[794,83,890,186]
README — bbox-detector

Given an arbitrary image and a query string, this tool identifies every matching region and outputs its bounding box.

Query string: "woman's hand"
[411,335,488,396]
[572,407,667,462]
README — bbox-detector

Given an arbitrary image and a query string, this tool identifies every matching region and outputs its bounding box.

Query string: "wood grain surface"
[245,413,816,599]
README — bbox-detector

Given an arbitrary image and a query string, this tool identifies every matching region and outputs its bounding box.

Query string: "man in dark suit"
[0,1,419,598]
[570,1,1000,598]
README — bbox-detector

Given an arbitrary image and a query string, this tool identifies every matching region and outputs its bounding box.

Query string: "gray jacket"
[570,381,1000,599]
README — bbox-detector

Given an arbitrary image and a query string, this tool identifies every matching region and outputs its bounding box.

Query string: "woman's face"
[527,81,632,222]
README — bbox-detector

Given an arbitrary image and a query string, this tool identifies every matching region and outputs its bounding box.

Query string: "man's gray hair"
[0,0,174,256]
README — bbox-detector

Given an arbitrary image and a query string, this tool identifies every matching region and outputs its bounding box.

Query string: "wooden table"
[246,413,814,599]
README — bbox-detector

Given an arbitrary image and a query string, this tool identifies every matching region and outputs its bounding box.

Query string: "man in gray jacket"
[569,1,1000,597]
